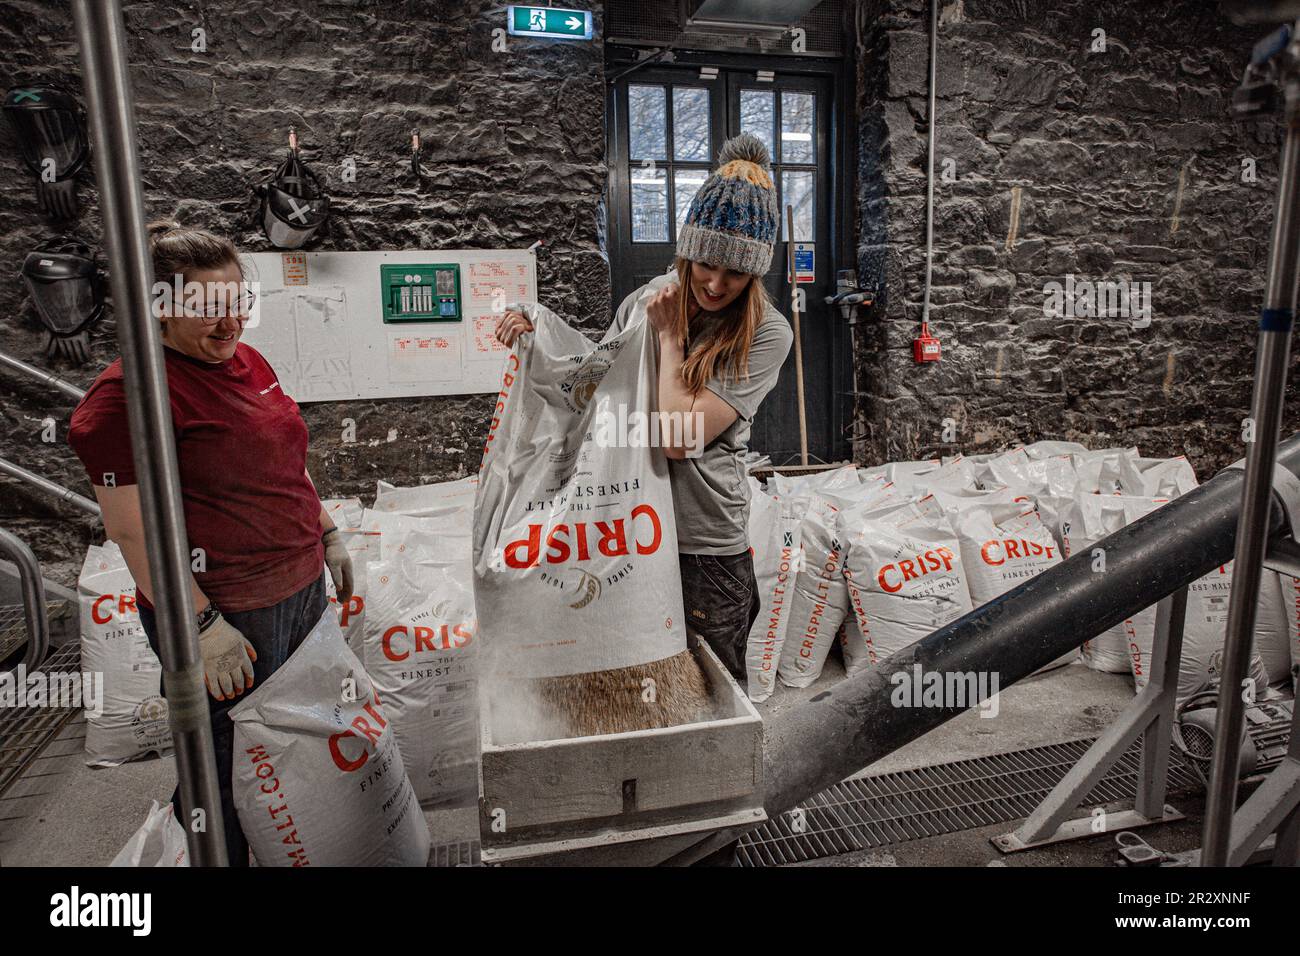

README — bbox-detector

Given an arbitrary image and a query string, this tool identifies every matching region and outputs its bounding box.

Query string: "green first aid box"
[381,263,462,323]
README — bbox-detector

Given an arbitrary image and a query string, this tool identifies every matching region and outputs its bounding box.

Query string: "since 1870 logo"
[559,338,620,413]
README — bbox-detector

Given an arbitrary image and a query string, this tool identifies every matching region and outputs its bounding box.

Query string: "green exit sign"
[507,6,592,40]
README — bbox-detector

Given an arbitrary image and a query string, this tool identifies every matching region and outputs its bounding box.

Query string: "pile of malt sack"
[741,440,1295,703]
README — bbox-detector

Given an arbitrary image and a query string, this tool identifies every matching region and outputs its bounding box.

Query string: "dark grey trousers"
[679,550,761,685]
[140,570,327,867]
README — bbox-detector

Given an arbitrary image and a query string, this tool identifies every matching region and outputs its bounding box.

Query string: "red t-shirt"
[69,343,323,613]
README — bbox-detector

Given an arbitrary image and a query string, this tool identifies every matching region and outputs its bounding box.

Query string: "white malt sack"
[362,508,472,565]
[856,471,890,496]
[980,449,1076,540]
[957,505,1063,606]
[971,447,1030,489]
[979,448,1074,495]
[744,481,807,701]
[1106,460,1292,690]
[911,456,978,493]
[956,504,1074,671]
[230,609,430,867]
[834,487,928,666]
[767,472,799,496]
[1280,572,1300,687]
[1023,439,1089,460]
[1072,447,1140,495]
[856,465,892,484]
[837,490,932,677]
[1117,455,1198,498]
[777,494,851,688]
[374,476,478,518]
[1059,494,1168,673]
[364,548,479,807]
[881,462,937,492]
[836,481,918,531]
[769,463,859,498]
[320,497,363,530]
[928,484,1026,521]
[841,506,972,675]
[110,800,188,868]
[78,542,171,768]
[809,463,862,490]
[838,502,915,675]
[880,460,942,486]
[843,491,927,532]
[1071,495,1277,696]
[1136,562,1272,699]
[472,279,685,679]
[1256,572,1292,687]
[946,451,1001,467]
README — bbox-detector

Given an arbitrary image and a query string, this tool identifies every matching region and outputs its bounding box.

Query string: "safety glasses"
[180,290,258,325]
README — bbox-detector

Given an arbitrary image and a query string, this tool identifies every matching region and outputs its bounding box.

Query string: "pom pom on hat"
[717,131,771,168]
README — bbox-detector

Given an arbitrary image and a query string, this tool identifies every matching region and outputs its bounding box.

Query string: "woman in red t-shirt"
[68,221,353,866]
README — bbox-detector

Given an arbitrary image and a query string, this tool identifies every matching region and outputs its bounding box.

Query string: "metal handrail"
[661,433,1300,865]
[72,0,227,866]
[0,348,86,402]
[0,528,50,671]
[0,457,101,517]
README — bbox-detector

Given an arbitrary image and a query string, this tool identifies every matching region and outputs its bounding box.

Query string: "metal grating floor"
[429,839,481,867]
[736,738,1201,867]
[0,643,85,798]
[0,602,68,665]
[0,602,60,664]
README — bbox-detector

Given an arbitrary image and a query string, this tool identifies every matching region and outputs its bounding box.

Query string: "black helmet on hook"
[3,79,91,221]
[257,128,330,249]
[20,235,105,365]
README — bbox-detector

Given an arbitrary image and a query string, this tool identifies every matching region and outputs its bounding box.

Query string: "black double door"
[607,62,843,465]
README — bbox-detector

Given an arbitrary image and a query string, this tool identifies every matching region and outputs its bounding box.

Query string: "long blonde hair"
[669,257,771,395]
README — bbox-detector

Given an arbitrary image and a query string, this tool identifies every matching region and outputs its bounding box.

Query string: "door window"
[627,82,715,244]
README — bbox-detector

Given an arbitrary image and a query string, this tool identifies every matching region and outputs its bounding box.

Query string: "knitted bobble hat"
[676,131,778,276]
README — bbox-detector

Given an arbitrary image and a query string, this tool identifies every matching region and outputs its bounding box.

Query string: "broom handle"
[786,204,809,466]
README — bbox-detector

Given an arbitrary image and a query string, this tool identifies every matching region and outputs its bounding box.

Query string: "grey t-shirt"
[606,278,794,555]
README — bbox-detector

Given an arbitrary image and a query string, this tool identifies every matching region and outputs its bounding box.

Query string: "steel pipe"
[0,348,86,402]
[662,434,1300,865]
[919,0,938,327]
[72,0,227,866]
[1203,55,1300,867]
[0,457,101,517]
[0,528,49,671]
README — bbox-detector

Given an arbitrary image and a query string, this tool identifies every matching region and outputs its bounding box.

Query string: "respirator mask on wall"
[256,129,330,249]
[3,81,90,221]
[21,236,105,364]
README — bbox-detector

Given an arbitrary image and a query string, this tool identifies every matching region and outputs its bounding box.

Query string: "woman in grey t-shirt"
[496,132,792,683]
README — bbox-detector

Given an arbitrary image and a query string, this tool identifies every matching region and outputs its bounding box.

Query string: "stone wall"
[854,0,1300,471]
[0,1,608,583]
[6,0,1300,586]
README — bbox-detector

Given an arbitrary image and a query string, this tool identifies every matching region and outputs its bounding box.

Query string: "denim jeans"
[679,550,760,685]
[140,570,327,867]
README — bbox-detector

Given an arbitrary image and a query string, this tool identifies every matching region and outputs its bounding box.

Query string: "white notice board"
[238,249,536,402]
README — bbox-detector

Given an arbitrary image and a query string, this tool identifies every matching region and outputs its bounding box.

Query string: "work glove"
[323,527,354,604]
[198,611,257,701]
